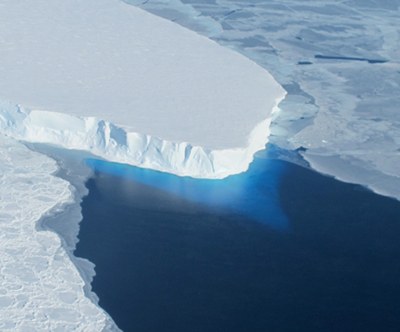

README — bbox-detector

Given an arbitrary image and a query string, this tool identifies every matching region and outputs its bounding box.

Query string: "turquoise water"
[84,146,289,230]
[76,148,400,332]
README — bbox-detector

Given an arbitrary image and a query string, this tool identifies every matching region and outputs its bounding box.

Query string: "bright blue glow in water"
[76,148,400,332]
[85,146,289,230]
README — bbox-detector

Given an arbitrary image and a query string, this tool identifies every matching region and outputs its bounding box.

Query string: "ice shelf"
[0,0,285,178]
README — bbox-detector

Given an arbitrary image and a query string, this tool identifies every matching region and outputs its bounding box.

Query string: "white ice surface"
[0,135,115,331]
[0,0,285,179]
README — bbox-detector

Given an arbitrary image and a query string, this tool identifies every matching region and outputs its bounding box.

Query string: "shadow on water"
[76,147,400,332]
[314,54,388,64]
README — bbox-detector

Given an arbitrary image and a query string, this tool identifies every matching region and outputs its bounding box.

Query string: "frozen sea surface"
[0,136,115,331]
[127,0,400,200]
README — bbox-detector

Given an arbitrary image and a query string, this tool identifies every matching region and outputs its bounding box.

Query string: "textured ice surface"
[0,135,116,331]
[0,0,285,179]
[129,0,400,199]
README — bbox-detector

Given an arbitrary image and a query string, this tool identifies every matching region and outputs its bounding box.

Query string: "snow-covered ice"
[0,136,117,331]
[0,0,285,178]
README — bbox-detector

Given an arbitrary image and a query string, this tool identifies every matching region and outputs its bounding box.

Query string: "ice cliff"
[0,102,283,179]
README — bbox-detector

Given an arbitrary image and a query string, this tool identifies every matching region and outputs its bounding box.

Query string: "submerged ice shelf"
[0,0,285,178]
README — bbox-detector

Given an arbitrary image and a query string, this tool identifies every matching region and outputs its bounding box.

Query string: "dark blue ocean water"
[75,148,400,332]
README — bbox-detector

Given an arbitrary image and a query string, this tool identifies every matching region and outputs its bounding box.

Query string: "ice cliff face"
[0,100,284,179]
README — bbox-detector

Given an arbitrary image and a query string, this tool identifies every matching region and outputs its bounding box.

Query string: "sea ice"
[0,135,117,331]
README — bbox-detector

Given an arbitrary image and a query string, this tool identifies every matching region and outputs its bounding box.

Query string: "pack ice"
[0,0,285,178]
[0,137,118,331]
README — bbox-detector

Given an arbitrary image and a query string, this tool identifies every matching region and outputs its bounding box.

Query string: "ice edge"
[0,93,286,179]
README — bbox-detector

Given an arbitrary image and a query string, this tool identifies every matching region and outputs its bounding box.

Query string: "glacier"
[0,0,285,179]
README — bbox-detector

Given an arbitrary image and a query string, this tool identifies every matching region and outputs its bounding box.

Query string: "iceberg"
[0,0,285,178]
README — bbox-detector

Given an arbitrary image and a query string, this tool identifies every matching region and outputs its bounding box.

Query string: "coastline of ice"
[0,136,118,331]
